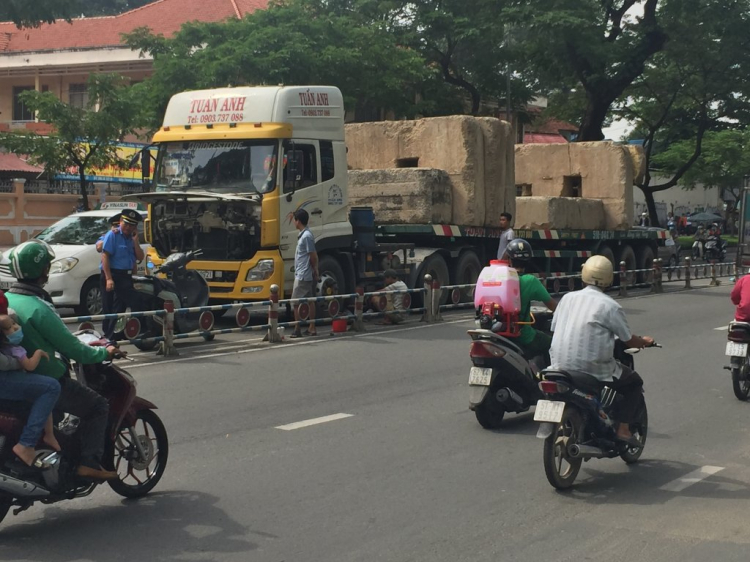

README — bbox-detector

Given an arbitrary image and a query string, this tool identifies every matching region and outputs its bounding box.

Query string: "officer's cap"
[109,213,122,225]
[121,209,142,225]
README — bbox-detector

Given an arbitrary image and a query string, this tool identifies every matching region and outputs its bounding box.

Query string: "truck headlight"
[49,257,79,274]
[245,259,275,281]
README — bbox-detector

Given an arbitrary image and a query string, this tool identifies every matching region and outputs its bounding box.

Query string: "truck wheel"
[317,255,346,316]
[452,251,482,303]
[419,254,450,306]
[76,277,103,317]
[617,245,637,287]
[596,245,616,271]
[636,245,655,285]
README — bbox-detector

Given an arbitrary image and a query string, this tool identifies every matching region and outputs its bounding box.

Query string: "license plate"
[726,342,748,357]
[468,367,492,386]
[0,281,10,290]
[534,400,565,423]
[198,270,214,280]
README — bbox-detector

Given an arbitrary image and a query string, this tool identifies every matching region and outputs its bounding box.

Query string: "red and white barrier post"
[266,284,282,343]
[619,261,628,298]
[422,274,434,323]
[159,301,177,356]
[352,286,365,332]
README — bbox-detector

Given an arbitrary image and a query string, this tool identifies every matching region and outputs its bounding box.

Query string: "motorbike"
[127,250,215,351]
[467,309,552,429]
[533,342,659,489]
[0,330,168,524]
[725,322,750,400]
[703,235,726,262]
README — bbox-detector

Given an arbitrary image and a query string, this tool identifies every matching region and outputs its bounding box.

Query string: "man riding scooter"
[505,239,557,365]
[3,240,120,480]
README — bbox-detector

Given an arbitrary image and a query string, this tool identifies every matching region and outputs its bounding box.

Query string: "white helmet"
[582,255,614,288]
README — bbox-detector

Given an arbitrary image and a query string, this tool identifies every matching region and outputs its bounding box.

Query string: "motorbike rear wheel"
[732,361,750,401]
[543,408,583,490]
[0,497,12,525]
[474,396,505,429]
[108,410,169,498]
[619,406,648,464]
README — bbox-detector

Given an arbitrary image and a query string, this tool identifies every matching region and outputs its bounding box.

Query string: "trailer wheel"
[317,255,346,316]
[636,245,655,284]
[596,245,616,271]
[419,254,450,306]
[452,251,481,302]
[617,245,637,287]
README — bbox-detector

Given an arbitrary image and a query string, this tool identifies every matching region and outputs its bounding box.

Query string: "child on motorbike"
[0,313,62,466]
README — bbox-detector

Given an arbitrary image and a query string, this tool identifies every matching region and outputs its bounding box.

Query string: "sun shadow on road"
[554,459,750,506]
[0,490,267,562]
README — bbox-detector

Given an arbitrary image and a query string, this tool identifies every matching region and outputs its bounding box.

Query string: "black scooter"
[125,250,215,351]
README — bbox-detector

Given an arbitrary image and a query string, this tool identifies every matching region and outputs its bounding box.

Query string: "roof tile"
[0,0,269,53]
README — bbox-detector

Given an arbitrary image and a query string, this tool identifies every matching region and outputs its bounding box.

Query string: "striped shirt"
[549,286,632,381]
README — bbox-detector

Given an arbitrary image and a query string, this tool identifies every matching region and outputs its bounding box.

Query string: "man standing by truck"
[497,212,515,261]
[291,209,319,338]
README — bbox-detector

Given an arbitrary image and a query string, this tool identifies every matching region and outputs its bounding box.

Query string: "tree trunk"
[644,190,660,228]
[577,94,611,141]
[79,167,90,211]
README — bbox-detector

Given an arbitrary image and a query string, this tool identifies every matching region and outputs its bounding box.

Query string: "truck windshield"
[153,140,279,195]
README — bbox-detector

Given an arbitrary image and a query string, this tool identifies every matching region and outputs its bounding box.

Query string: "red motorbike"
[0,330,168,524]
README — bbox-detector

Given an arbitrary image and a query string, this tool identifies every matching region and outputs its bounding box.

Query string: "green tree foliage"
[124,0,428,127]
[505,0,666,141]
[0,75,145,210]
[617,0,750,225]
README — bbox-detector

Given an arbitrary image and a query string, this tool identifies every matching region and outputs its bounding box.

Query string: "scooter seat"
[729,322,750,343]
[543,369,604,394]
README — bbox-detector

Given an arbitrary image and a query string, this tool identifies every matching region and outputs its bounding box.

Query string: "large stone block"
[515,144,574,197]
[347,168,452,224]
[346,116,513,226]
[568,142,633,200]
[625,144,646,185]
[601,198,634,231]
[515,197,606,230]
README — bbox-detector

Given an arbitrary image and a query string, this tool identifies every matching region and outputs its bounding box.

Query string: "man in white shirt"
[378,269,408,325]
[550,255,653,445]
[496,212,515,261]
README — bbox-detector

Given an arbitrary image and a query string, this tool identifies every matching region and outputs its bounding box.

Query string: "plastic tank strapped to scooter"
[474,260,522,338]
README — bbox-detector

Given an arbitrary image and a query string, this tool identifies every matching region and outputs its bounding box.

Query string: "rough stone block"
[624,144,646,184]
[515,197,606,230]
[601,198,634,231]
[514,144,574,197]
[346,116,513,226]
[347,168,452,224]
[568,142,633,200]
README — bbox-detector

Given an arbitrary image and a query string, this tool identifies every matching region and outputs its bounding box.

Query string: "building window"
[320,141,335,182]
[12,86,34,122]
[69,83,89,109]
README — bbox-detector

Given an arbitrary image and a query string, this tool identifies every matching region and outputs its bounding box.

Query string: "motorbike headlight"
[245,259,275,281]
[49,257,79,274]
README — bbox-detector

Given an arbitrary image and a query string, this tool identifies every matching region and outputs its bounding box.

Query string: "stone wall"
[515,197,606,230]
[348,168,452,225]
[345,116,514,227]
[515,142,639,230]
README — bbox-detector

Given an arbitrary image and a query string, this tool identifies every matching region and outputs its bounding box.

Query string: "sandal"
[290,332,303,339]
[304,331,318,337]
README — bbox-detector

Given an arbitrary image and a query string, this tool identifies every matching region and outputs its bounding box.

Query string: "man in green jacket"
[4,240,119,481]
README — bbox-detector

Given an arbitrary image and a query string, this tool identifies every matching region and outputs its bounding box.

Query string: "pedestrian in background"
[290,209,319,338]
[497,212,515,261]
[377,269,408,325]
[100,209,144,339]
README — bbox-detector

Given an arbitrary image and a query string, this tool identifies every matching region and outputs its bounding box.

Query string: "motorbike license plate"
[198,270,214,280]
[468,367,492,386]
[534,400,565,423]
[726,342,748,357]
[0,281,10,290]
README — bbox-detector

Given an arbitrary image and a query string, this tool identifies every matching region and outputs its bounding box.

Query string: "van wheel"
[76,277,103,317]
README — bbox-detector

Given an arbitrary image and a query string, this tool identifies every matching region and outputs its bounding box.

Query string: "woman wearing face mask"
[0,294,61,467]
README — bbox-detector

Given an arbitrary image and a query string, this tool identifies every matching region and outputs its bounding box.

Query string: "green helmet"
[5,240,56,280]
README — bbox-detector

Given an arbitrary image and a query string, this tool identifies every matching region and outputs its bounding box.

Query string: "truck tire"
[417,253,450,306]
[317,255,346,315]
[636,245,655,285]
[617,245,636,287]
[596,245,616,271]
[452,251,482,303]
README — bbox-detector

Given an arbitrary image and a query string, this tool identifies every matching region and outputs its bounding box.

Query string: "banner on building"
[55,142,157,184]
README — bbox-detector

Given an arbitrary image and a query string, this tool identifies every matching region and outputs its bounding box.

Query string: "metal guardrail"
[62,260,737,354]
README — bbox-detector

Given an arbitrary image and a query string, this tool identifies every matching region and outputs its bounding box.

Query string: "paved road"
[0,283,749,561]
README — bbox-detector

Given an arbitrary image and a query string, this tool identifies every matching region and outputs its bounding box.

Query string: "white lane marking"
[659,465,724,492]
[715,325,729,331]
[127,317,475,369]
[276,413,353,431]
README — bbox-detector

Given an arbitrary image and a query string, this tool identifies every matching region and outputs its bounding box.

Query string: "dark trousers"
[608,364,645,424]
[102,269,137,339]
[57,377,109,467]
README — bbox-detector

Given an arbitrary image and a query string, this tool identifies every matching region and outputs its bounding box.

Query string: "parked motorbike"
[534,342,659,489]
[0,330,168,524]
[127,250,215,351]
[704,235,726,262]
[725,322,750,400]
[467,310,552,429]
